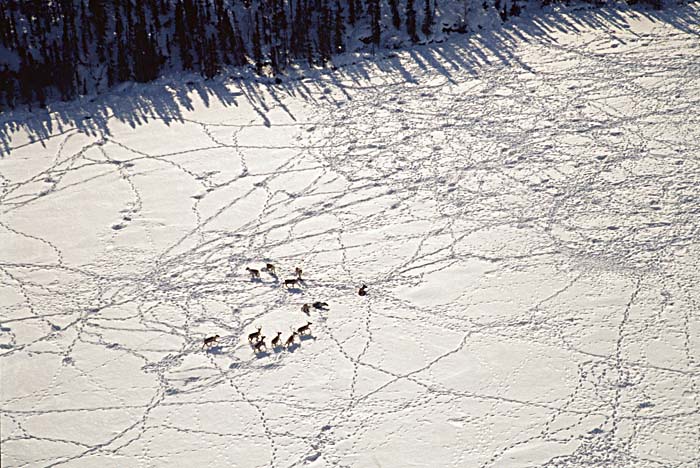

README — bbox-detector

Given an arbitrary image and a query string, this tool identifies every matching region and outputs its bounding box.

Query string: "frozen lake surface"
[1,4,699,467]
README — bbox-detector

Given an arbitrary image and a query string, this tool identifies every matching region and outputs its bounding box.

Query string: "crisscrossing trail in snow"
[1,5,699,468]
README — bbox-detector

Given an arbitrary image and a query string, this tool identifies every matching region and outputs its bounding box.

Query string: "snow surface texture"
[1,4,699,468]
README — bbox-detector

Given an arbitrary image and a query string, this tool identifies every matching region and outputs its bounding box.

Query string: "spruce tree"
[355,0,364,17]
[389,0,401,30]
[252,12,263,74]
[107,47,116,87]
[348,0,356,25]
[175,1,193,69]
[510,0,521,16]
[406,0,418,43]
[2,66,16,108]
[203,36,219,79]
[369,0,380,45]
[88,0,107,61]
[216,6,235,62]
[422,0,433,37]
[117,40,130,82]
[318,0,332,62]
[500,1,508,21]
[231,11,247,65]
[333,0,345,53]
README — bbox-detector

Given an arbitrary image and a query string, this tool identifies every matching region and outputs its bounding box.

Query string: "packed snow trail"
[1,5,699,468]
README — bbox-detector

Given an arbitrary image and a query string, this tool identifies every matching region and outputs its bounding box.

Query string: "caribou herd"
[201,263,368,356]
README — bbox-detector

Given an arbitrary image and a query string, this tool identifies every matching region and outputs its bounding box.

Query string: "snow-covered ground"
[1,4,699,467]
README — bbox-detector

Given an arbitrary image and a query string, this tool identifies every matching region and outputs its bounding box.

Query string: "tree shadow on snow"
[0,3,696,156]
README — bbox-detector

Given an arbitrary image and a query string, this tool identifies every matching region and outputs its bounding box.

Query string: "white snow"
[1,4,699,467]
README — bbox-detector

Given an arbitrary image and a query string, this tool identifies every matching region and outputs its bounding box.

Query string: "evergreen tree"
[132,3,156,82]
[231,11,247,65]
[348,0,357,25]
[1,66,16,109]
[117,41,130,82]
[88,0,107,61]
[422,0,433,37]
[354,0,364,17]
[291,0,308,57]
[318,0,332,62]
[406,0,418,42]
[272,0,288,67]
[58,36,77,100]
[368,0,380,45]
[0,6,11,48]
[175,1,193,69]
[107,47,116,87]
[510,0,521,16]
[389,0,401,30]
[203,35,219,78]
[18,54,35,107]
[216,3,236,62]
[333,0,345,53]
[500,0,508,21]
[252,12,263,74]
[81,12,90,57]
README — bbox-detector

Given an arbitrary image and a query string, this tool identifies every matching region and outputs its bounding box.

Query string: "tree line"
[0,0,665,110]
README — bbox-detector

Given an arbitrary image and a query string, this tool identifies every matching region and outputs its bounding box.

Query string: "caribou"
[247,326,262,342]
